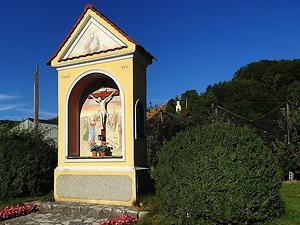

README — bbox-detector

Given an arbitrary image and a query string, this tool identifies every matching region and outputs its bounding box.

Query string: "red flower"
[99,214,138,225]
[0,203,37,221]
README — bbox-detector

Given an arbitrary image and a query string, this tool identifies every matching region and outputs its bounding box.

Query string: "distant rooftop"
[25,118,58,125]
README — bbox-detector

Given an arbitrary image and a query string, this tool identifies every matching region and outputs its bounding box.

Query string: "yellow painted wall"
[133,59,147,167]
[55,57,138,205]
[57,58,135,168]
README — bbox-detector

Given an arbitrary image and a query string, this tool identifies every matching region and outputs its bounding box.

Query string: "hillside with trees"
[167,59,300,125]
[149,59,300,176]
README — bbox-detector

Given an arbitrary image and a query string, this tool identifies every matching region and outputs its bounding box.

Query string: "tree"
[176,59,300,139]
[147,106,187,168]
[273,104,300,175]
[149,59,300,174]
[45,116,58,125]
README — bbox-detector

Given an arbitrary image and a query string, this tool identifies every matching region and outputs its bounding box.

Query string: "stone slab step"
[34,202,148,219]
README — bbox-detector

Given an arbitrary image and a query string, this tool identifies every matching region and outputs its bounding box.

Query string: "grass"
[137,181,300,225]
[264,181,300,225]
[0,192,54,209]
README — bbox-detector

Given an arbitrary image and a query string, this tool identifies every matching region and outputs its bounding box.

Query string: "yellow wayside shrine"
[48,5,153,206]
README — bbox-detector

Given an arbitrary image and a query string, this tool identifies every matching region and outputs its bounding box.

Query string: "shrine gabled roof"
[47,4,153,66]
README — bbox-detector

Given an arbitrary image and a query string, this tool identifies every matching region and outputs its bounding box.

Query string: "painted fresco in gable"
[80,87,122,158]
[66,21,125,59]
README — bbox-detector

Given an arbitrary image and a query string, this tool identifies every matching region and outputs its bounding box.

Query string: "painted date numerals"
[62,75,70,79]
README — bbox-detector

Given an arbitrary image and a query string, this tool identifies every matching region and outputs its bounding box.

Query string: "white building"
[176,100,182,112]
[16,118,58,145]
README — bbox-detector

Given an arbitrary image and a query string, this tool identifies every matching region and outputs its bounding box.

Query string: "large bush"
[153,121,283,224]
[0,125,57,198]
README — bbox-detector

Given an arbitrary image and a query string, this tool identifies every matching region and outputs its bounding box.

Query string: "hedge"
[0,125,57,198]
[153,121,283,224]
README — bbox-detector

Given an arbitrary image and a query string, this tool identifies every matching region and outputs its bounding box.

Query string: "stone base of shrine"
[53,166,149,206]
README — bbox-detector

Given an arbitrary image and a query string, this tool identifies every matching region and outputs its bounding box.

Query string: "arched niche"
[135,99,145,139]
[67,72,123,159]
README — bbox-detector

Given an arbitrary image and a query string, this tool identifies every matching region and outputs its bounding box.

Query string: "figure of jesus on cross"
[89,89,116,130]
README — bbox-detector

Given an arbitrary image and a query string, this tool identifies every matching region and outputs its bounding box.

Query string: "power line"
[216,106,250,122]
[230,101,286,104]
[251,103,285,122]
[216,102,285,122]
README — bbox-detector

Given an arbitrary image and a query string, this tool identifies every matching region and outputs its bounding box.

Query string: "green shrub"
[0,125,57,198]
[153,121,283,224]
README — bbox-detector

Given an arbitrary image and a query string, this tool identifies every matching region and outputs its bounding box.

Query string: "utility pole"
[93,0,96,7]
[286,101,290,145]
[185,98,188,109]
[34,65,39,128]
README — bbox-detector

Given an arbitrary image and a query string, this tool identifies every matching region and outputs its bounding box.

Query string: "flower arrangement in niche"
[0,203,37,221]
[99,214,138,225]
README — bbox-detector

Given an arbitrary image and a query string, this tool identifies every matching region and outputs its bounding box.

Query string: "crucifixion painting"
[80,87,122,158]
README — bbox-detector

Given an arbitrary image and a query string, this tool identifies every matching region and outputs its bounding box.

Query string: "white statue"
[90,90,116,130]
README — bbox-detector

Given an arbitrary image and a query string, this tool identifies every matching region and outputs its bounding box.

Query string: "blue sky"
[1,0,300,120]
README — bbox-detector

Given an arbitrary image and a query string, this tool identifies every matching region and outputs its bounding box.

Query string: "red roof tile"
[47,4,153,66]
